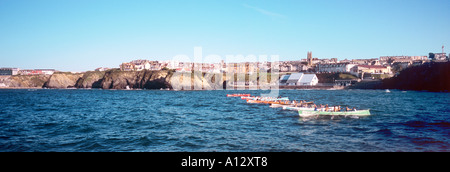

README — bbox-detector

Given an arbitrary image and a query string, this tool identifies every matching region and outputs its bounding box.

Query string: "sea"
[0,89,448,152]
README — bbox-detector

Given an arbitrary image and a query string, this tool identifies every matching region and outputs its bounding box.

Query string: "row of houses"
[316,63,392,75]
[117,58,399,77]
[0,68,55,76]
[119,59,276,73]
[118,50,448,76]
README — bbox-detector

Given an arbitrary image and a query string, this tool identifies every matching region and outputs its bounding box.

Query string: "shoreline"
[0,87,43,89]
[1,86,448,92]
[0,85,344,91]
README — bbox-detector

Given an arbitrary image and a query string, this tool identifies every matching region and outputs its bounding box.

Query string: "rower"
[346,107,351,111]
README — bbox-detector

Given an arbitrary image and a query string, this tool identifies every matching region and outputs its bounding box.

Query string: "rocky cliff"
[349,61,450,92]
[1,69,220,90]
[2,69,276,90]
[43,72,84,88]
[100,69,173,89]
[0,75,50,88]
[381,61,450,92]
[75,71,106,88]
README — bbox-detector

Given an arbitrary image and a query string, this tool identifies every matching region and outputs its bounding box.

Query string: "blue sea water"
[0,89,448,152]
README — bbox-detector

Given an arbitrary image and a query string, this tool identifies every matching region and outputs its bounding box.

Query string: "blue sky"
[1,0,449,71]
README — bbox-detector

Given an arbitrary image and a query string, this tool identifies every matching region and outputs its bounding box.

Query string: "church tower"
[307,51,312,66]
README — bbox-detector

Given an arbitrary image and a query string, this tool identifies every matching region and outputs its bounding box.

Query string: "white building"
[298,74,319,86]
[134,62,150,71]
[17,69,55,75]
[281,73,318,86]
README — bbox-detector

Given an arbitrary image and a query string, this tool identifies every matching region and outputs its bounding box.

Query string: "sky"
[1,0,449,72]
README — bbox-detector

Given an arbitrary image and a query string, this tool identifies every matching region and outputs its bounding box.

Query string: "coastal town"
[1,49,449,88]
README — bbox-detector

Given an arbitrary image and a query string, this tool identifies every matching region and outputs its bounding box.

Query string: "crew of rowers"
[249,96,289,101]
[313,104,357,112]
[245,96,358,112]
[287,100,358,112]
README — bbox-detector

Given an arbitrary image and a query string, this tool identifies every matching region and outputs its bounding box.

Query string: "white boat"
[283,106,315,111]
[298,109,371,118]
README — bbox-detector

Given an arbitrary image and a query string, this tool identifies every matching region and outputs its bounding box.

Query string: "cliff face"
[1,69,233,90]
[43,72,84,88]
[0,75,50,88]
[169,71,223,90]
[75,71,105,88]
[349,62,450,92]
[382,61,450,92]
[100,69,173,89]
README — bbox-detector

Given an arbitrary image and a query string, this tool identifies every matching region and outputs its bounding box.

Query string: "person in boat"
[346,107,351,111]
[352,107,357,111]
[314,104,318,111]
[325,104,329,112]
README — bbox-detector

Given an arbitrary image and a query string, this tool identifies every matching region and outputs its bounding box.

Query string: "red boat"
[226,94,251,97]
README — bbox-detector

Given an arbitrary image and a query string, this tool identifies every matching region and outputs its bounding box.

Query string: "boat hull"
[283,106,315,111]
[298,109,371,117]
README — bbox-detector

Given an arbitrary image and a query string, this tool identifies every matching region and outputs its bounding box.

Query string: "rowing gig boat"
[269,104,285,108]
[298,109,371,117]
[283,106,315,111]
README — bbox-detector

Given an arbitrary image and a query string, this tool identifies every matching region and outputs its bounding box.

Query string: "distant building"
[18,69,55,75]
[429,53,447,61]
[357,65,391,74]
[298,74,319,86]
[39,69,55,75]
[316,63,358,75]
[351,59,372,65]
[120,59,165,71]
[380,56,428,62]
[225,62,259,74]
[285,73,303,86]
[280,61,308,72]
[280,73,318,86]
[307,52,313,67]
[279,75,290,86]
[120,62,135,71]
[0,68,19,75]
[130,59,151,71]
